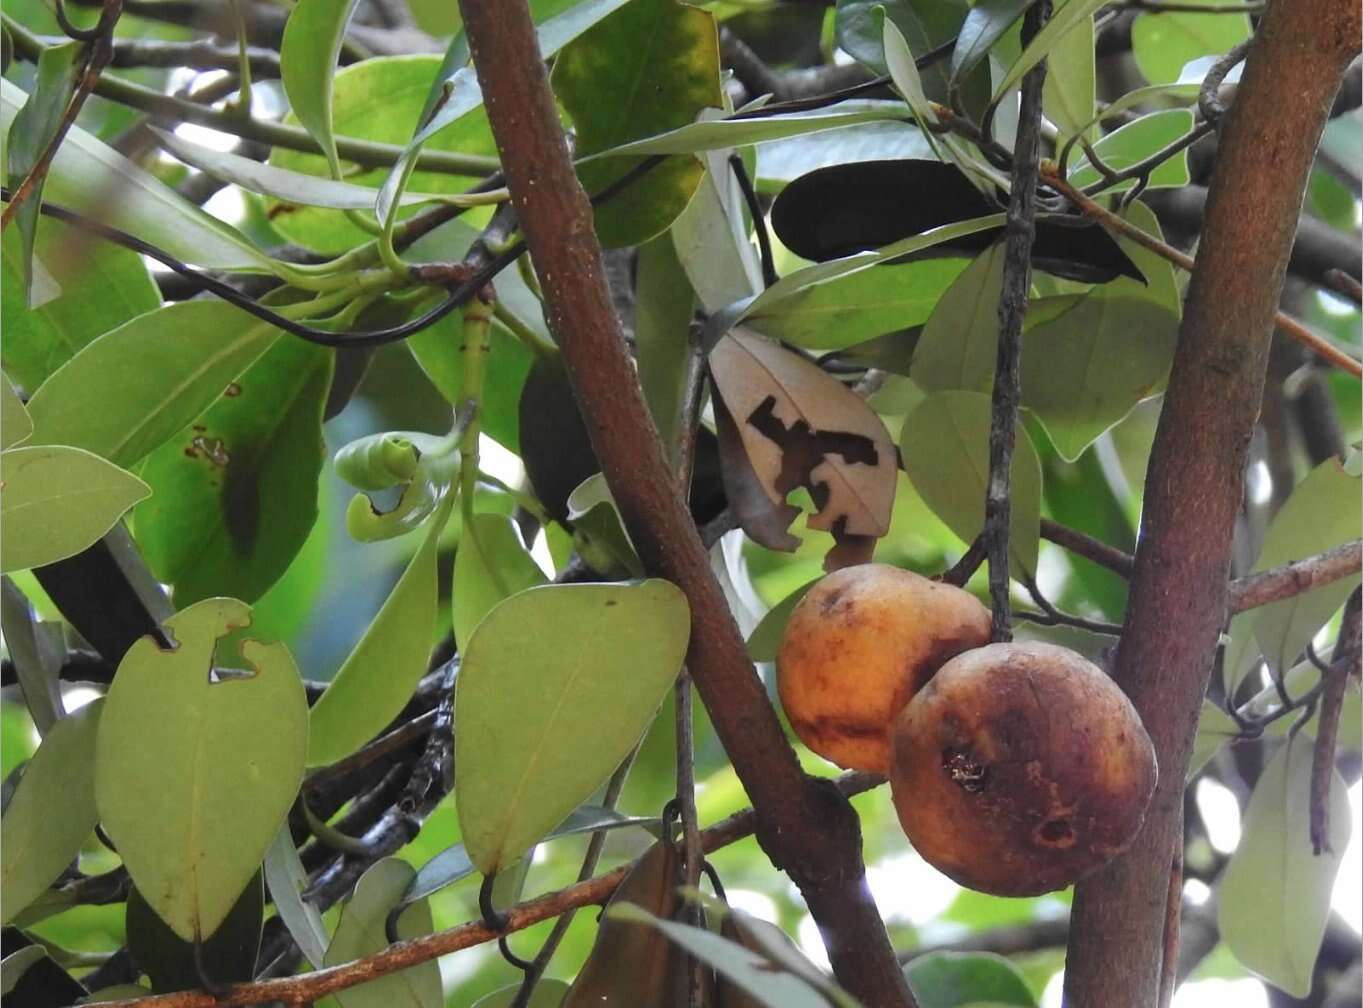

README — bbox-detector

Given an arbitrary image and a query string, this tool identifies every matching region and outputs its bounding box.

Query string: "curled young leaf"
[334,431,448,492]
[709,330,896,567]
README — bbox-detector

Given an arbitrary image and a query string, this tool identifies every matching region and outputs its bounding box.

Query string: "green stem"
[492,302,556,359]
[459,296,508,594]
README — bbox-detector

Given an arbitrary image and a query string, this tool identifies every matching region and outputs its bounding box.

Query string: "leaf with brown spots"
[709,329,896,569]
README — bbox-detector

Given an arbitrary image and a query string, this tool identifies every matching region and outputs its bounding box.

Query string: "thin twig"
[1037,164,1363,378]
[1311,589,1361,853]
[1228,539,1362,613]
[2,0,121,231]
[84,773,887,1008]
[1040,518,1135,578]
[984,0,1050,642]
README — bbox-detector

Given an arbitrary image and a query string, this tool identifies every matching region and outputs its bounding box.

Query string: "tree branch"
[984,0,1049,641]
[452,2,915,1004]
[85,773,886,1008]
[1228,539,1361,613]
[1063,4,1361,1005]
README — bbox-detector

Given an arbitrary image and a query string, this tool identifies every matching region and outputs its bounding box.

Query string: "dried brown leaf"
[709,330,897,566]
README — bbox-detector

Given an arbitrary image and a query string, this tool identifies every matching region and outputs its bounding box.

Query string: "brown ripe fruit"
[776,564,992,774]
[890,641,1157,897]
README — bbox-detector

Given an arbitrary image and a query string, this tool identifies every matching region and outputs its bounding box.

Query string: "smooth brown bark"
[1063,3,1361,1006]
[454,2,915,1005]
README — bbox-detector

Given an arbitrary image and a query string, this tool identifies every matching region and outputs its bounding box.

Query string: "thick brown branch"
[453,4,913,1003]
[1064,3,1362,1005]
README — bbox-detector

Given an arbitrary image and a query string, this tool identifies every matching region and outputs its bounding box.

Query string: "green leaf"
[452,513,548,653]
[456,580,690,873]
[838,0,980,113]
[0,698,102,924]
[553,0,722,248]
[0,577,64,733]
[263,826,329,968]
[606,903,849,1008]
[0,446,150,573]
[1106,200,1181,316]
[754,102,934,187]
[1021,293,1178,461]
[5,40,82,302]
[0,215,160,393]
[992,0,1107,102]
[0,947,49,995]
[903,951,1038,1008]
[951,0,1033,87]
[746,579,817,663]
[376,0,637,221]
[747,259,970,351]
[403,804,659,906]
[1067,109,1196,194]
[269,57,498,254]
[472,981,570,1008]
[153,128,452,211]
[671,132,763,312]
[589,106,913,159]
[2,373,31,449]
[1041,8,1094,139]
[308,498,451,766]
[95,598,308,941]
[635,232,698,456]
[1218,736,1352,998]
[127,874,263,991]
[910,244,1007,394]
[900,390,1043,575]
[743,213,1008,321]
[325,859,442,1008]
[281,0,362,177]
[566,474,642,577]
[0,79,278,273]
[1131,2,1251,86]
[1187,700,1238,780]
[132,337,333,606]
[24,300,280,468]
[1248,457,1362,679]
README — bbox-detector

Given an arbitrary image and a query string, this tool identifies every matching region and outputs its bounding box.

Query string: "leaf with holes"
[25,300,281,468]
[1218,736,1351,998]
[94,598,307,941]
[0,698,102,924]
[553,0,722,248]
[133,336,333,606]
[900,390,1042,575]
[710,330,898,567]
[0,446,150,574]
[456,581,689,874]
